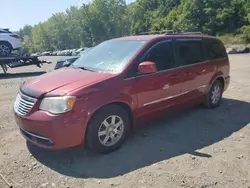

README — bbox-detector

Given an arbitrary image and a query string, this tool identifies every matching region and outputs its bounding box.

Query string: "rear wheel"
[0,42,12,56]
[86,105,130,153]
[203,80,223,109]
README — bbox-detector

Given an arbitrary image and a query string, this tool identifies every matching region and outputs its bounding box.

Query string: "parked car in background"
[56,50,63,56]
[54,48,92,69]
[72,48,85,56]
[0,28,22,56]
[226,47,250,54]
[41,51,52,56]
[14,33,230,153]
[59,49,69,56]
[51,51,59,56]
[30,53,39,57]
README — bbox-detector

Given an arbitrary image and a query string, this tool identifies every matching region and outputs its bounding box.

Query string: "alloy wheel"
[0,44,11,56]
[211,84,221,105]
[98,115,124,147]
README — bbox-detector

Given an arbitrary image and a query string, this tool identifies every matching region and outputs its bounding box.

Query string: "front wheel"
[203,80,223,109]
[86,105,130,153]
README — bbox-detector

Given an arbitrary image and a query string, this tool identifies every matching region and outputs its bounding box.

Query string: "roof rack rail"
[165,31,203,35]
[180,31,202,35]
[139,30,174,35]
[139,30,203,35]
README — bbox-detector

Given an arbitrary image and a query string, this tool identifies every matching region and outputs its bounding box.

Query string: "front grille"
[14,92,37,116]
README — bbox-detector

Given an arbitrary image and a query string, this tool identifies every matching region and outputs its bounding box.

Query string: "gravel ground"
[0,55,249,188]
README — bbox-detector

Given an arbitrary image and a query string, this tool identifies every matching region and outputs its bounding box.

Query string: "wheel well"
[0,41,13,49]
[90,102,134,128]
[111,102,135,128]
[216,77,225,90]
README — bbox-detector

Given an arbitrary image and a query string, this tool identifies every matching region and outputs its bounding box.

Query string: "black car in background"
[54,48,92,70]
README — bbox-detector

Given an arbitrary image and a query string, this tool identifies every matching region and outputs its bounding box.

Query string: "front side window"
[142,41,175,71]
[175,39,205,66]
[73,40,147,74]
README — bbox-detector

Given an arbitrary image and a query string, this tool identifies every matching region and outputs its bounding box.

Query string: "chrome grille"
[14,93,37,116]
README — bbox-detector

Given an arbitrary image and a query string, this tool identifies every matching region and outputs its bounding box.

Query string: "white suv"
[0,28,22,56]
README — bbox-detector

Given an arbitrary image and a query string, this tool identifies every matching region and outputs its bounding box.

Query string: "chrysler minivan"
[14,33,230,153]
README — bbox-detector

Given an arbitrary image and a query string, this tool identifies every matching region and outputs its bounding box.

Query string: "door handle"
[184,72,192,76]
[169,74,178,79]
[197,69,206,74]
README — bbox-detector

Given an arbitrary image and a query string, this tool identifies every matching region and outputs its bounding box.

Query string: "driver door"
[133,40,184,118]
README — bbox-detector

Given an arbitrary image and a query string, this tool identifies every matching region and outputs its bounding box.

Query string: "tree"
[17,0,250,52]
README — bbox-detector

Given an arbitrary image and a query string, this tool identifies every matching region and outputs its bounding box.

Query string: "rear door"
[173,38,208,101]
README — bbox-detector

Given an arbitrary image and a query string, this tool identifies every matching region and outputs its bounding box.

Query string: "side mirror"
[138,61,157,74]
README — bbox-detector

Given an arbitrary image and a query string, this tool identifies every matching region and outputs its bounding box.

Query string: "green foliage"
[16,25,33,40]
[217,34,246,47]
[17,0,250,52]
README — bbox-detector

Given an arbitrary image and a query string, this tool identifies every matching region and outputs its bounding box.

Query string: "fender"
[0,40,13,49]
[207,71,225,93]
[209,71,224,84]
[84,91,135,119]
[72,80,136,124]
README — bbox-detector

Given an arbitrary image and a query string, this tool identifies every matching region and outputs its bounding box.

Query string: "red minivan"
[14,33,230,153]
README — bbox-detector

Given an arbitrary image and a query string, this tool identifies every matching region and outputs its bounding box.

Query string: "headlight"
[39,96,76,114]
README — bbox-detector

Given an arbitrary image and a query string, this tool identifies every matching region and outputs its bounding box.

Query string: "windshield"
[73,40,146,73]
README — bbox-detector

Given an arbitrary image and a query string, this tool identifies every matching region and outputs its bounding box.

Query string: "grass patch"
[217,34,249,48]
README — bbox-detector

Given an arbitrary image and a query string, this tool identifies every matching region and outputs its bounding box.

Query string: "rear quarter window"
[204,38,227,60]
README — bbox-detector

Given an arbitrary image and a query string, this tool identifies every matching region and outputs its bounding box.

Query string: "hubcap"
[98,115,124,147]
[211,85,221,104]
[0,45,10,56]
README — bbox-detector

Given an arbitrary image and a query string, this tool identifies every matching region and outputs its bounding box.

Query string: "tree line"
[16,0,250,53]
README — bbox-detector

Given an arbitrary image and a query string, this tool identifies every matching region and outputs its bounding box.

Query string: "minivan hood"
[21,67,113,98]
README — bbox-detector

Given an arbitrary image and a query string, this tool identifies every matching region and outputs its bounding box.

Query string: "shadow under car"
[27,98,250,179]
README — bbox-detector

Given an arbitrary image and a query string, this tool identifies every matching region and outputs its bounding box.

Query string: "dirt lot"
[0,55,249,188]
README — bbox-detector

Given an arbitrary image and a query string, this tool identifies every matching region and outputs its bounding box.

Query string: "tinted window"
[175,39,205,66]
[143,41,175,71]
[204,39,226,60]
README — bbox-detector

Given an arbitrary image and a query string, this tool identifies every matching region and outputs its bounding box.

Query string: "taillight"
[10,34,20,39]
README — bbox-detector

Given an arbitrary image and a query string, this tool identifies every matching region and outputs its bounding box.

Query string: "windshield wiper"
[70,63,77,69]
[79,67,94,72]
[71,64,94,72]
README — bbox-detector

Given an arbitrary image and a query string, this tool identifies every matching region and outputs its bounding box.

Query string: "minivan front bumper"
[14,110,87,150]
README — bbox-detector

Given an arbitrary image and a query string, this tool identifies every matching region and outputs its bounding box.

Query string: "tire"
[86,105,130,153]
[0,42,12,56]
[203,80,223,109]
